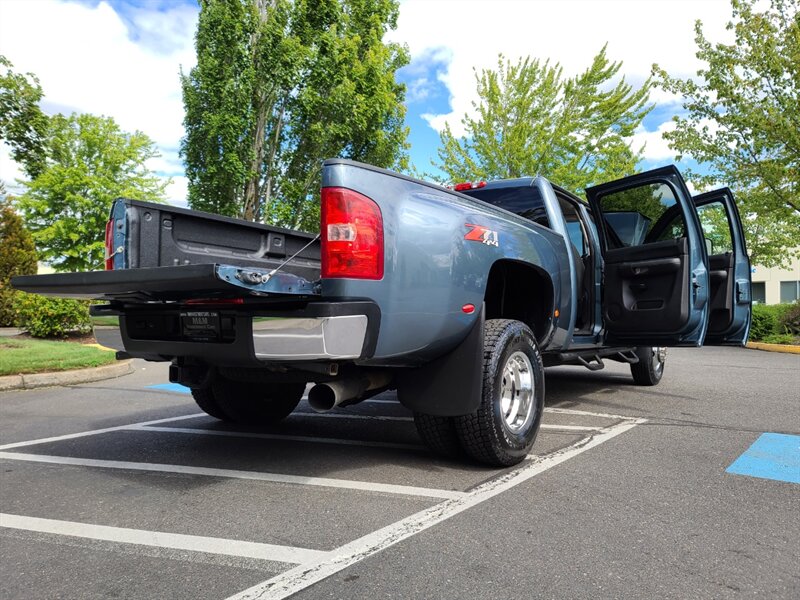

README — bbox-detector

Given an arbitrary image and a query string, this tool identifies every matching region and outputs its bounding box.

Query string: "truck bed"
[113,199,320,282]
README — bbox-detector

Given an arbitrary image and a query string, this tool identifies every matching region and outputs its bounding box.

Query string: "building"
[750,251,800,304]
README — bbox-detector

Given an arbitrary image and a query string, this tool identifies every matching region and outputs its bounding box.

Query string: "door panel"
[586,166,709,347]
[603,238,690,335]
[693,189,751,345]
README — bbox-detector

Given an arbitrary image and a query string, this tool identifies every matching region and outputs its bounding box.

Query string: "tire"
[211,376,305,425]
[630,346,666,386]
[454,319,544,467]
[413,413,463,459]
[190,385,231,421]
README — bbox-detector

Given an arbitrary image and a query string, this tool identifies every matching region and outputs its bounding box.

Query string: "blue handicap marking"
[147,383,191,394]
[726,433,800,485]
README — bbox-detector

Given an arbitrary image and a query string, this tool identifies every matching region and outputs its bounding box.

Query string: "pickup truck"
[12,159,752,466]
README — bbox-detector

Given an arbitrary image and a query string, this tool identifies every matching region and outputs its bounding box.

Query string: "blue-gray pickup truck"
[13,159,752,466]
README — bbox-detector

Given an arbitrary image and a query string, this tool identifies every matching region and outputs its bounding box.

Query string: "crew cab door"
[586,166,709,346]
[692,189,751,344]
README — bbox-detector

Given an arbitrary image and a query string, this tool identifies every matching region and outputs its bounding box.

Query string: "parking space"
[1,346,798,599]
[0,363,640,599]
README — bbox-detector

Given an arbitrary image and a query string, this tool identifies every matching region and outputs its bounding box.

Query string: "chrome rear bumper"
[252,315,368,360]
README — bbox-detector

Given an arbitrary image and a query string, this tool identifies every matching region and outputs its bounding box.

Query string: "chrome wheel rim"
[653,347,667,375]
[500,351,535,433]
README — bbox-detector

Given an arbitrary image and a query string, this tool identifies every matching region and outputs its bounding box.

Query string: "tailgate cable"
[240,234,320,284]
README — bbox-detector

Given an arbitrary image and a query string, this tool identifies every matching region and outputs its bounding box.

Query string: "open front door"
[693,188,752,345]
[586,166,709,346]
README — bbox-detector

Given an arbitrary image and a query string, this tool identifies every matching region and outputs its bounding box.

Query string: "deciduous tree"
[181,0,409,230]
[0,55,49,179]
[653,0,800,267]
[435,46,652,194]
[18,113,167,271]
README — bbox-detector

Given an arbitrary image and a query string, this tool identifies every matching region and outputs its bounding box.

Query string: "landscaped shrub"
[761,333,795,345]
[12,292,91,338]
[778,302,800,336]
[749,303,799,342]
[0,201,38,326]
[749,304,782,341]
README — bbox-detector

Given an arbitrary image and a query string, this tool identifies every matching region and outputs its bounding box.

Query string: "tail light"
[104,219,115,270]
[454,181,487,191]
[321,187,383,280]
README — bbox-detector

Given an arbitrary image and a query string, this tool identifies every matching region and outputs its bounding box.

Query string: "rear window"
[463,186,549,227]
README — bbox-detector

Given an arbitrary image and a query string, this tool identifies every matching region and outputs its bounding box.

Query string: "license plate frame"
[181,311,221,340]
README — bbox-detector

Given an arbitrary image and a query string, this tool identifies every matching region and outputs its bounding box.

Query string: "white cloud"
[0,142,25,196]
[0,0,197,203]
[632,120,679,161]
[166,175,189,207]
[391,0,733,138]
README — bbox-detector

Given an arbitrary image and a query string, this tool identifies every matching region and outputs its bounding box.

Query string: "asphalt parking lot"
[1,346,798,599]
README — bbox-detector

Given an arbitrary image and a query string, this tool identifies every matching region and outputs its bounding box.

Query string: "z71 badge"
[464,224,499,247]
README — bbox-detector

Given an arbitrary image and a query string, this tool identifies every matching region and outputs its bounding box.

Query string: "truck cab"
[461,165,752,352]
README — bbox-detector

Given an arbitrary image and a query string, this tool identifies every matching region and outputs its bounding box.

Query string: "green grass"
[90,316,120,326]
[0,338,117,376]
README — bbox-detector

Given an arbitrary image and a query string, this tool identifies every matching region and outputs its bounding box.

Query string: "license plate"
[181,311,220,339]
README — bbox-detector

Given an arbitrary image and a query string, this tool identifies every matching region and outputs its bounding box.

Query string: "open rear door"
[693,188,751,345]
[586,166,709,346]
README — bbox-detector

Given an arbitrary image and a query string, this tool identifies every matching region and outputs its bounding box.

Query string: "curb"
[746,341,800,355]
[0,360,134,392]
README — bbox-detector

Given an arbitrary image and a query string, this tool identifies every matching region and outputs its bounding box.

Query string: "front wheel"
[455,319,544,467]
[630,346,666,386]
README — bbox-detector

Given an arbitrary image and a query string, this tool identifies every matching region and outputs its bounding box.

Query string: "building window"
[780,281,800,304]
[752,282,766,304]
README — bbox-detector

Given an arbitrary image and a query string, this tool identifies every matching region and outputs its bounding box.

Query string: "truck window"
[558,195,589,257]
[696,202,734,255]
[597,183,685,248]
[463,186,549,227]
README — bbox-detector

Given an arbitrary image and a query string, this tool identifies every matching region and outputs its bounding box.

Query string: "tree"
[17,113,167,272]
[0,199,38,326]
[181,0,409,231]
[434,46,653,195]
[653,0,800,268]
[0,55,49,179]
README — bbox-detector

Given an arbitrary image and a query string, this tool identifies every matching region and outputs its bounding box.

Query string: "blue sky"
[0,0,732,202]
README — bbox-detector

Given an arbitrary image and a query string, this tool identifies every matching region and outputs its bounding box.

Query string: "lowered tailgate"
[11,263,319,302]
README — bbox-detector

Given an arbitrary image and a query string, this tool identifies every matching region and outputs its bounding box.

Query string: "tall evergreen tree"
[181,0,409,230]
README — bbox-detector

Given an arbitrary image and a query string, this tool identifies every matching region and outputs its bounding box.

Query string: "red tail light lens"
[454,181,487,191]
[321,187,383,280]
[104,219,114,270]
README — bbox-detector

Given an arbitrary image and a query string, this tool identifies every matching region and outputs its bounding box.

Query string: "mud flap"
[396,306,484,417]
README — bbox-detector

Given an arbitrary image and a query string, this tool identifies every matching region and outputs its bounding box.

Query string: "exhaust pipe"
[307,373,391,412]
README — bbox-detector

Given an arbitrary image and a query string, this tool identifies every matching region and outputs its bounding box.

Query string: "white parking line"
[0,513,325,564]
[293,412,600,432]
[540,424,603,432]
[0,413,206,451]
[0,452,464,500]
[227,417,646,600]
[134,425,426,451]
[292,412,413,422]
[544,407,628,420]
